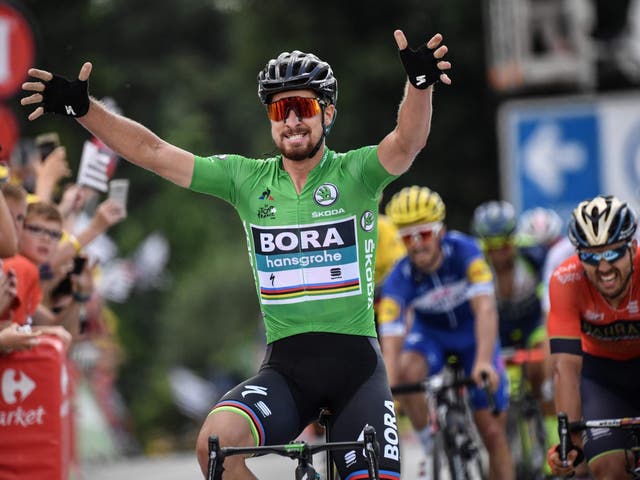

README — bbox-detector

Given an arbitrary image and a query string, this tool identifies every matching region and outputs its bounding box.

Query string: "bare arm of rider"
[552,352,583,446]
[79,95,194,187]
[377,31,451,176]
[22,62,195,188]
[469,293,499,389]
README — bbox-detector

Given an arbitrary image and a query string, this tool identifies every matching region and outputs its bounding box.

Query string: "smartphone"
[34,132,60,162]
[109,179,129,210]
[72,256,87,274]
[51,257,86,299]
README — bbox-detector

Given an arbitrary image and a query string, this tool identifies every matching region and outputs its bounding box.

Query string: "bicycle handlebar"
[569,416,640,431]
[208,424,380,480]
[392,372,499,416]
[557,413,572,463]
[391,376,474,396]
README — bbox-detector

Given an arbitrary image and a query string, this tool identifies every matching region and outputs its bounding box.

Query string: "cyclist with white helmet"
[547,195,640,479]
[379,186,515,480]
[516,206,564,268]
[22,30,452,480]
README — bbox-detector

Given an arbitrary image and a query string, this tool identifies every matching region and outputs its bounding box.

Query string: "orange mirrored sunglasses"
[267,97,322,122]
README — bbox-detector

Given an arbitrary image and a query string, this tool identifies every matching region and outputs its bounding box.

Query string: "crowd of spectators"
[0,130,143,471]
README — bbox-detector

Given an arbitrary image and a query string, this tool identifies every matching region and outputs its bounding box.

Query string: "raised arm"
[22,63,195,187]
[378,31,452,176]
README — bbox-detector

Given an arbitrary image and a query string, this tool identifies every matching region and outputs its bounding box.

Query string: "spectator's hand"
[71,256,94,300]
[0,323,42,353]
[35,146,71,186]
[93,198,127,230]
[33,325,72,349]
[21,62,93,121]
[0,269,18,319]
[58,183,95,223]
[40,258,74,300]
[394,30,452,87]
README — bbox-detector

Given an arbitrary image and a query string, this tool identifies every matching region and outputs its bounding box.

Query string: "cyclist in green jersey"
[22,30,451,480]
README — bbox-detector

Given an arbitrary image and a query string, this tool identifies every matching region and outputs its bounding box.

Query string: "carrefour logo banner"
[251,217,362,304]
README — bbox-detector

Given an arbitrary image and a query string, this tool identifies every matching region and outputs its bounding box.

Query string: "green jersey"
[190,146,398,343]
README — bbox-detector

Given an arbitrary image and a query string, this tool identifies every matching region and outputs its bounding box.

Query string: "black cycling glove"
[399,43,442,89]
[42,74,90,118]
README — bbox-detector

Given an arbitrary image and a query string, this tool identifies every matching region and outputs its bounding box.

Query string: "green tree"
[11,0,498,447]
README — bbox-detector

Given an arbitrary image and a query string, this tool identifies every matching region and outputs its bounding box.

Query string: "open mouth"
[284,130,309,143]
[597,270,618,289]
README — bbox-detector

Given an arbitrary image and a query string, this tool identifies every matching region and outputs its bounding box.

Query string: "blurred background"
[1,0,640,465]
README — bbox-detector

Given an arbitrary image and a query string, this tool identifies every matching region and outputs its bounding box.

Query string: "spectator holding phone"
[1,183,38,326]
[5,199,88,342]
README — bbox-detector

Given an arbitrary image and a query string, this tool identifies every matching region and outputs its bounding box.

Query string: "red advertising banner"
[0,3,35,99]
[0,336,72,480]
[0,103,19,161]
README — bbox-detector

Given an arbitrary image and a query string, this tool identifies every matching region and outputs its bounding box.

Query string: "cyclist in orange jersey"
[547,195,640,479]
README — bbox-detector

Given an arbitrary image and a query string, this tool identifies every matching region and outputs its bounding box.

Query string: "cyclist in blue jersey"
[22,31,452,480]
[379,186,515,480]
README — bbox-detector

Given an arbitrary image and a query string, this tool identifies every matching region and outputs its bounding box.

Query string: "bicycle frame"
[392,360,492,479]
[207,424,380,480]
[557,413,640,479]
[502,347,547,480]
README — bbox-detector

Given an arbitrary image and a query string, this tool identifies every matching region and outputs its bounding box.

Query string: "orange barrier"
[0,336,71,480]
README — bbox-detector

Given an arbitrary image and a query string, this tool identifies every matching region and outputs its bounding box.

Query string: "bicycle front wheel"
[433,434,485,480]
[506,400,546,480]
[432,431,450,479]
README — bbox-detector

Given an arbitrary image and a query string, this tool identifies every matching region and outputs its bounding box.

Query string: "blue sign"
[500,101,602,220]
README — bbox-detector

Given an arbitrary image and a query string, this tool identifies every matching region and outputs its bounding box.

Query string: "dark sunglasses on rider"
[578,243,630,266]
[267,97,322,122]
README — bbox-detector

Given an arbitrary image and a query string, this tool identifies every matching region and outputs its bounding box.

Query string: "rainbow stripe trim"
[345,469,399,480]
[260,279,360,299]
[210,400,265,446]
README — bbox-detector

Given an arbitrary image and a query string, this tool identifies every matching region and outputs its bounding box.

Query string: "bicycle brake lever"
[480,371,499,416]
[557,412,577,478]
[207,436,225,480]
[363,425,378,453]
[363,425,380,479]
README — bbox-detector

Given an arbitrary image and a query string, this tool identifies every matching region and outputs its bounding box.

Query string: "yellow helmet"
[385,186,446,228]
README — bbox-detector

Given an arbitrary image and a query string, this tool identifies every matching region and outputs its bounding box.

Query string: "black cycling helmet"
[568,195,637,248]
[258,50,338,105]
